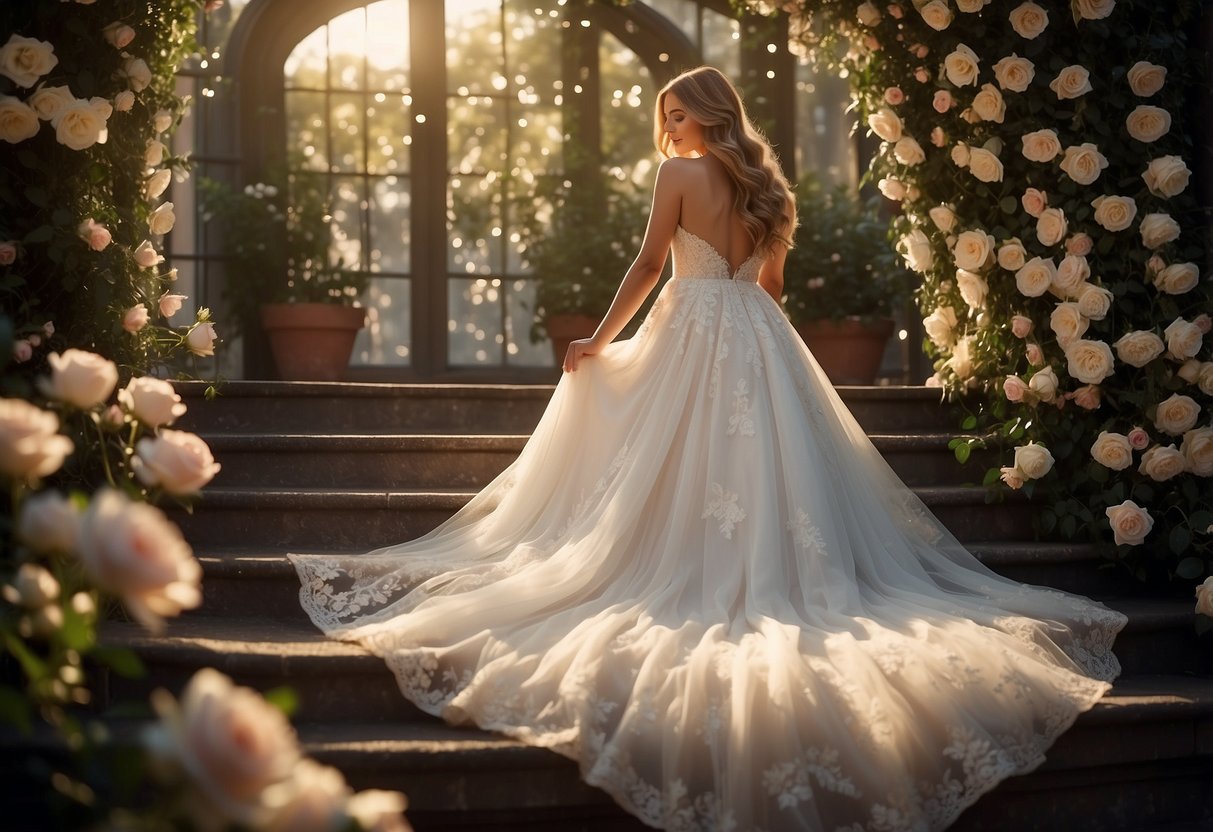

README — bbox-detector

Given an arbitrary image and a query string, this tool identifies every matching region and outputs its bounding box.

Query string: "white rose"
[923,306,958,349]
[123,57,152,92]
[145,138,165,167]
[1049,65,1093,100]
[0,34,59,88]
[868,107,903,143]
[857,2,882,26]
[1153,393,1200,436]
[263,759,355,832]
[1180,427,1213,476]
[0,398,73,482]
[148,202,176,236]
[1028,366,1058,402]
[951,142,971,167]
[1064,338,1115,384]
[1077,284,1113,321]
[1138,444,1186,482]
[944,44,980,87]
[1105,500,1153,546]
[1075,0,1116,20]
[1197,363,1213,396]
[1014,442,1054,479]
[145,169,172,200]
[77,489,200,631]
[28,84,73,121]
[956,269,988,311]
[1090,195,1137,233]
[998,239,1026,271]
[1125,105,1171,143]
[1155,263,1198,295]
[153,108,173,134]
[898,229,933,272]
[346,789,410,832]
[16,490,80,555]
[51,96,112,151]
[187,321,218,357]
[1090,432,1133,470]
[967,147,1003,183]
[1178,359,1203,383]
[1036,208,1068,247]
[946,336,976,380]
[102,23,137,50]
[1058,143,1108,185]
[1113,330,1165,367]
[37,349,119,409]
[1139,213,1180,249]
[1164,317,1203,361]
[893,136,926,166]
[1020,128,1060,163]
[1127,61,1166,97]
[114,90,135,112]
[133,430,222,496]
[134,240,164,269]
[952,229,995,272]
[1053,254,1090,296]
[1009,2,1049,39]
[1015,257,1055,297]
[3,563,60,609]
[929,205,957,233]
[1142,156,1191,198]
[920,0,954,30]
[957,0,990,10]
[993,54,1035,92]
[971,84,1005,123]
[1049,302,1089,346]
[0,95,39,144]
[118,377,187,428]
[145,667,299,823]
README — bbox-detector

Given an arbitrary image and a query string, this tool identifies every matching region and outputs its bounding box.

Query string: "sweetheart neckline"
[675,225,759,279]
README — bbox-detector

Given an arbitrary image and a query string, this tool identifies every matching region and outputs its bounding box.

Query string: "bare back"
[669,156,755,275]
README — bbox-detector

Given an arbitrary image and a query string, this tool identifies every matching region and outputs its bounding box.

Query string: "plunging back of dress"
[290,214,1127,830]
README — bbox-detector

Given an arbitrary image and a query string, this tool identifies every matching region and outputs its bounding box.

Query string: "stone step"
[170,485,1034,549]
[199,431,1001,490]
[193,542,1146,623]
[97,600,1206,725]
[174,380,968,436]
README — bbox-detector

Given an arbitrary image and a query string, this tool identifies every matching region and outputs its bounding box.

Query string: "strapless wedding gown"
[290,225,1128,832]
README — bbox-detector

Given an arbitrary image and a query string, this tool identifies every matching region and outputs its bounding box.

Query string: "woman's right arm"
[758,243,787,304]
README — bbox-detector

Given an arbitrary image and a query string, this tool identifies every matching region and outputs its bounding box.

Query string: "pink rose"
[1026,343,1044,365]
[123,304,149,333]
[1127,427,1150,450]
[158,291,187,319]
[12,339,32,362]
[863,34,880,51]
[1011,314,1033,338]
[888,4,905,18]
[1000,466,1025,489]
[913,43,929,59]
[1146,254,1166,276]
[1195,314,1211,334]
[42,321,53,337]
[914,67,930,83]
[1003,375,1029,402]
[77,218,112,252]
[102,22,136,50]
[1072,384,1101,410]
[884,86,904,105]
[0,240,16,264]
[27,334,40,347]
[1021,188,1047,217]
[932,90,954,113]
[1065,233,1093,256]
[930,126,946,147]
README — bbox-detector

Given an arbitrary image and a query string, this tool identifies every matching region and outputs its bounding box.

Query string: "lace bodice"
[672,225,763,283]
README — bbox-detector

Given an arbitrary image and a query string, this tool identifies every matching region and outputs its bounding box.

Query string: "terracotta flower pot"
[545,313,600,366]
[794,316,895,385]
[259,302,367,381]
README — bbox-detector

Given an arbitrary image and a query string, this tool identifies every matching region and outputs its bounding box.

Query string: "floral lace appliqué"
[702,482,746,540]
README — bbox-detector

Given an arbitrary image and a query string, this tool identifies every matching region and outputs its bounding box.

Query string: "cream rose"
[1021,188,1047,218]
[1053,254,1090,296]
[38,349,119,409]
[943,43,980,87]
[133,430,222,496]
[1127,61,1166,97]
[77,218,113,252]
[1050,65,1093,100]
[134,240,164,269]
[999,466,1025,489]
[993,54,1035,92]
[1073,384,1101,410]
[929,205,957,233]
[857,2,882,26]
[952,229,995,272]
[102,22,136,50]
[1125,105,1171,143]
[920,0,953,30]
[868,107,903,143]
[1155,263,1198,295]
[946,335,976,380]
[145,138,165,167]
[123,304,150,334]
[998,239,1027,271]
[1199,364,1213,397]
[879,178,906,201]
[123,57,152,92]
[153,108,173,134]
[114,90,135,112]
[1138,444,1185,482]
[0,95,40,143]
[1153,393,1200,436]
[1164,317,1203,361]
[1064,338,1115,384]
[1142,155,1190,198]
[1091,195,1136,233]
[951,142,970,167]
[933,90,955,114]
[51,96,112,151]
[148,202,176,236]
[1113,330,1164,368]
[972,84,1005,123]
[1090,431,1132,470]
[1077,284,1112,321]
[893,136,926,166]
[0,398,74,482]
[1014,442,1054,479]
[1075,0,1116,19]
[967,147,1003,183]
[1066,233,1093,256]
[1049,302,1089,346]
[1004,375,1029,402]
[0,34,59,88]
[1059,143,1108,186]
[1105,500,1153,546]
[1011,315,1034,338]
[1139,213,1180,249]
[956,269,988,311]
[28,84,72,121]
[145,169,172,200]
[923,306,958,349]
[158,291,187,319]
[187,321,218,357]
[1178,359,1203,383]
[1036,208,1068,247]
[898,229,934,272]
[118,377,187,428]
[1009,2,1049,39]
[1181,427,1213,476]
[1028,366,1058,402]
[16,490,80,555]
[1020,129,1060,163]
[1015,257,1055,297]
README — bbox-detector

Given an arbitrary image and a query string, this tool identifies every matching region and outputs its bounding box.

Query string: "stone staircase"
[95,380,1212,831]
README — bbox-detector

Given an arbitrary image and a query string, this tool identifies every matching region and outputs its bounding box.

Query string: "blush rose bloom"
[1197,578,1213,617]
[972,84,1005,122]
[123,304,150,334]
[1066,233,1093,256]
[0,95,40,143]
[133,430,222,496]
[16,490,80,555]
[1004,375,1029,402]
[1153,393,1200,436]
[1011,315,1034,338]
[0,240,16,264]
[1059,143,1108,185]
[1155,263,1198,295]
[1105,500,1153,546]
[0,398,74,482]
[118,376,187,428]
[1014,442,1054,479]
[38,349,119,409]
[856,2,882,26]
[1180,427,1213,476]
[1050,65,1093,100]
[12,340,31,363]
[1026,343,1044,366]
[1009,2,1049,39]
[943,43,980,87]
[134,240,164,269]
[1142,155,1191,198]
[1127,61,1166,97]
[967,147,1003,182]
[0,34,59,88]
[158,291,187,319]
[998,239,1027,271]
[1064,338,1115,384]
[1127,426,1150,450]
[1139,213,1180,249]
[932,90,954,113]
[1072,384,1101,410]
[994,54,1035,92]
[999,466,1025,489]
[1090,431,1132,470]
[1126,105,1171,143]
[1164,317,1203,361]
[1036,208,1068,247]
[52,96,113,151]
[946,335,976,380]
[1020,129,1060,163]
[1113,330,1164,368]
[102,22,136,50]
[187,321,218,357]
[1021,187,1047,217]
[153,108,173,134]
[1015,257,1055,297]
[1091,195,1137,232]
[1138,444,1186,482]
[78,218,113,251]
[868,107,903,142]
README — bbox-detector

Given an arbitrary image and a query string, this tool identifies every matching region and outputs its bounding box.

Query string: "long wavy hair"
[654,66,796,254]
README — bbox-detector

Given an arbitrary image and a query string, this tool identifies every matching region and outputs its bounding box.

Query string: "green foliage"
[782,174,914,324]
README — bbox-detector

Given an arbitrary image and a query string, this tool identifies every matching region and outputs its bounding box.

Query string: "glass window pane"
[330,176,365,270]
[286,91,329,171]
[447,176,501,275]
[284,25,327,87]
[446,0,504,95]
[505,0,559,97]
[366,0,409,91]
[448,277,504,366]
[448,95,506,174]
[366,94,411,175]
[701,11,742,79]
[511,106,561,174]
[352,276,411,365]
[329,93,366,172]
[599,34,656,183]
[328,8,367,90]
[505,279,550,366]
[370,177,410,273]
[643,0,699,45]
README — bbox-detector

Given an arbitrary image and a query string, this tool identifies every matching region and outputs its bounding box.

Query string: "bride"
[291,66,1128,831]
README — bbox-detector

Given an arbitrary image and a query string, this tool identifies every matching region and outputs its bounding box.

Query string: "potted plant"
[783,174,913,385]
[198,169,368,381]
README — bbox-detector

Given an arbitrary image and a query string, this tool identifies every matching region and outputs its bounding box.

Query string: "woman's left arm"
[757,243,788,304]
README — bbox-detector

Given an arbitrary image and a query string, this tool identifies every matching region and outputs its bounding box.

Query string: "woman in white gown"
[291,66,1128,831]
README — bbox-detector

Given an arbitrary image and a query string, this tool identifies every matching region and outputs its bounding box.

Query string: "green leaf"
[0,685,32,733]
[59,605,95,653]
[16,150,40,170]
[3,633,47,681]
[955,443,971,464]
[23,225,53,245]
[1060,514,1078,538]
[23,186,49,208]
[1189,510,1213,531]
[89,646,145,679]
[999,196,1017,214]
[261,686,299,718]
[961,415,977,430]
[1169,526,1192,556]
[1175,556,1204,580]
[983,467,1000,486]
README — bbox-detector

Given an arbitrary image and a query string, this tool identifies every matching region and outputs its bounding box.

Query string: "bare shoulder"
[656,156,702,186]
